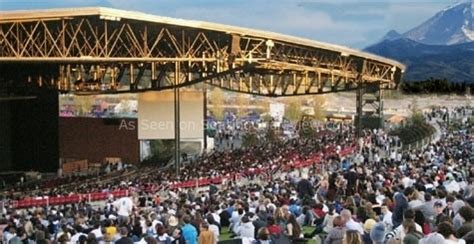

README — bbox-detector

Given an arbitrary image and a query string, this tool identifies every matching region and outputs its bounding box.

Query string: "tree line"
[400,78,473,94]
[388,99,436,146]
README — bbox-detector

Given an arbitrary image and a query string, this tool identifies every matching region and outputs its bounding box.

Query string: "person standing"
[392,187,411,228]
[198,223,215,244]
[296,174,314,203]
[115,227,133,244]
[182,215,198,244]
[438,222,466,244]
[113,196,134,226]
[344,166,359,196]
[324,216,345,244]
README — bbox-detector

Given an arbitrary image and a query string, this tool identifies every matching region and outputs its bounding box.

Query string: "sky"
[0,0,463,49]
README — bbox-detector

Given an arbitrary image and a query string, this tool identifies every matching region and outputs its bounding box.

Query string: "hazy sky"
[0,0,462,48]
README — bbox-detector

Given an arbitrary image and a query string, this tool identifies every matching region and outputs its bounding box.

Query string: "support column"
[356,81,363,138]
[203,83,208,150]
[378,83,384,129]
[356,81,384,138]
[129,63,135,91]
[174,62,181,176]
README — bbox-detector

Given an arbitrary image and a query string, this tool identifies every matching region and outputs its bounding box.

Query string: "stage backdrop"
[138,90,204,140]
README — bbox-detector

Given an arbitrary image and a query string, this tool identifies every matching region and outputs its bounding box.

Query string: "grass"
[219,226,317,244]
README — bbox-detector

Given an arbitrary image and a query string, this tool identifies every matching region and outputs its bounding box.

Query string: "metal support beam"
[356,80,384,137]
[356,81,363,138]
[0,16,402,97]
[203,83,208,150]
[174,62,181,176]
[378,84,384,129]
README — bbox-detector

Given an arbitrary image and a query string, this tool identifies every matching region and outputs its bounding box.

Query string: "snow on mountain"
[364,1,474,82]
[402,0,474,45]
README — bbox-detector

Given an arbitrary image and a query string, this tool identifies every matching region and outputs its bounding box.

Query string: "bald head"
[341,209,352,221]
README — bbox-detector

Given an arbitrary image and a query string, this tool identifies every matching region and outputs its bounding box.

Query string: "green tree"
[298,117,316,139]
[235,93,249,118]
[242,130,259,148]
[74,95,93,116]
[284,98,302,122]
[409,98,424,125]
[142,140,174,165]
[312,95,326,121]
[209,87,225,121]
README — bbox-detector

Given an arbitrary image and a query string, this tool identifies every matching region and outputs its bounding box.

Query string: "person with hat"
[168,215,179,229]
[434,201,448,227]
[362,219,376,244]
[369,222,385,244]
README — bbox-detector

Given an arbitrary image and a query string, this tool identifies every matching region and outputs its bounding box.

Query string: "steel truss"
[0,15,403,96]
[356,82,384,137]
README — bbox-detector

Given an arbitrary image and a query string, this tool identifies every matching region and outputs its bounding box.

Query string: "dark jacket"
[457,221,474,239]
[297,179,314,199]
[392,193,408,228]
[115,237,134,244]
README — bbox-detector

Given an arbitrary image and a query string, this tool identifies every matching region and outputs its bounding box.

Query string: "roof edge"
[0,7,406,70]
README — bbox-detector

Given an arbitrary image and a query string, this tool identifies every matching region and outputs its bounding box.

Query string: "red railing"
[170,145,356,189]
[10,146,356,209]
[11,189,129,209]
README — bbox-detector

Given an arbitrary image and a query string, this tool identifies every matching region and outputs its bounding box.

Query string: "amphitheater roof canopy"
[0,7,406,96]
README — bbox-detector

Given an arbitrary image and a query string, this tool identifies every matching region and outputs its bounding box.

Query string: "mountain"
[404,1,474,45]
[380,30,403,42]
[365,1,474,82]
[377,1,474,46]
[365,38,474,82]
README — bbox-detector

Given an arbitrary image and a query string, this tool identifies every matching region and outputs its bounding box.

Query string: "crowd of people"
[0,106,472,244]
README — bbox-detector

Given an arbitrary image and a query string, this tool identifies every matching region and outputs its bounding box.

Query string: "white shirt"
[402,177,414,188]
[211,212,221,225]
[445,180,460,193]
[236,222,255,239]
[156,233,172,243]
[383,211,393,229]
[444,239,466,244]
[152,219,163,230]
[409,200,424,210]
[70,232,87,244]
[209,224,220,243]
[390,151,396,160]
[3,232,15,244]
[91,228,103,240]
[345,219,364,235]
[395,222,422,241]
[114,197,133,217]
